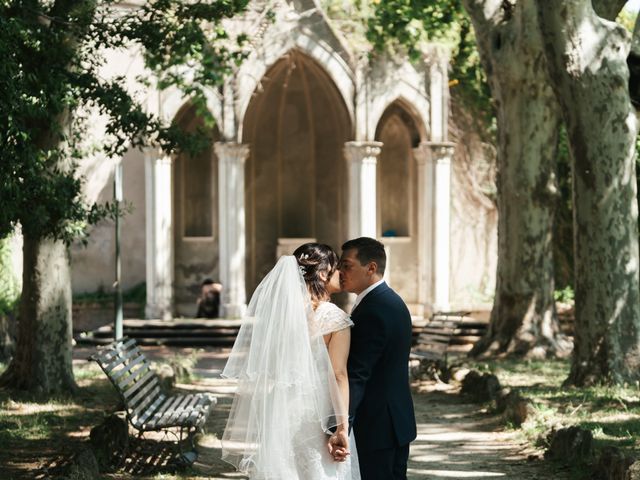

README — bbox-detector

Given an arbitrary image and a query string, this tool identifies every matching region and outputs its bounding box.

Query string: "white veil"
[221,256,348,478]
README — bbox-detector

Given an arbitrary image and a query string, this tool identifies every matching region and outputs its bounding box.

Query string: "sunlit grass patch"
[466,357,640,455]
[0,362,119,447]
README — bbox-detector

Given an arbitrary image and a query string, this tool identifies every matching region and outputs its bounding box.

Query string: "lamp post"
[114,160,123,340]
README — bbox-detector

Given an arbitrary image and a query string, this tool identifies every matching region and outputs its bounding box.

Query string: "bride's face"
[325,268,341,295]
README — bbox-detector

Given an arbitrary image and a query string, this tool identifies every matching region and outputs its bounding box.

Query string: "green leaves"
[363,0,494,140]
[0,0,248,242]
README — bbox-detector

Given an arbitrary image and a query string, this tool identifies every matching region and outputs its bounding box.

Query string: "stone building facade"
[68,0,498,319]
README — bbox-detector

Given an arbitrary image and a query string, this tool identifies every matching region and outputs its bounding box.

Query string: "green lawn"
[468,358,640,467]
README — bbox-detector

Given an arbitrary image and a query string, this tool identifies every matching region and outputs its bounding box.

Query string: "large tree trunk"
[537,1,640,385]
[464,0,568,357]
[0,235,76,394]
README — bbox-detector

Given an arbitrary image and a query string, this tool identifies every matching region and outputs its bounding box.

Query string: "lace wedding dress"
[221,256,360,480]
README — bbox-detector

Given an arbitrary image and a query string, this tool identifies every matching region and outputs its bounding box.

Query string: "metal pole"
[114,161,124,340]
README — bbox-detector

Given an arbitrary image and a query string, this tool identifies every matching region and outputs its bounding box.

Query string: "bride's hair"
[293,243,339,307]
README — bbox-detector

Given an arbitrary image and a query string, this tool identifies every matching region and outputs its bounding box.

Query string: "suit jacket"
[348,282,417,452]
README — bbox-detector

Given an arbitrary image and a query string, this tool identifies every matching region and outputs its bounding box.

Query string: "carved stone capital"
[421,141,456,164]
[214,142,250,164]
[344,141,383,164]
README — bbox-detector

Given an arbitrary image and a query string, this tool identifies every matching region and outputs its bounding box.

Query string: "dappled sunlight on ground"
[0,347,577,479]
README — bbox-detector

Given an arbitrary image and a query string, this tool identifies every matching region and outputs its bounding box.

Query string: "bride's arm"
[327,328,351,432]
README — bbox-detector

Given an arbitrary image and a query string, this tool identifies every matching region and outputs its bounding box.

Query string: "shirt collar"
[353,279,385,311]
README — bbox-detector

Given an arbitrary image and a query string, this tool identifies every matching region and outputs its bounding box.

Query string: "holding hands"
[327,429,350,462]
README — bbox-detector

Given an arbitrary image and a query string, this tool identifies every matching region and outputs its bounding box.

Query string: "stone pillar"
[344,141,383,239]
[414,144,435,309]
[422,44,454,311]
[425,45,451,143]
[144,150,174,319]
[430,142,455,311]
[215,142,250,319]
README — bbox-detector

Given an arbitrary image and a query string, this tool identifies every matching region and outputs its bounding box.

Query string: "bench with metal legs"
[91,337,217,466]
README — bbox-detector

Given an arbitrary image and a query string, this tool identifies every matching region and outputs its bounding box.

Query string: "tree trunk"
[0,235,76,394]
[464,0,568,357]
[537,1,640,385]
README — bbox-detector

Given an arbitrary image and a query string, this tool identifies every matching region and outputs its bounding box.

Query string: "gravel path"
[170,349,571,480]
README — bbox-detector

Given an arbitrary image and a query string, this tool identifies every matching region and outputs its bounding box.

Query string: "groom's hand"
[327,430,349,462]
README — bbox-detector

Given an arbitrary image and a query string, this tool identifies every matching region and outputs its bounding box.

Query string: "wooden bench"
[90,337,217,464]
[412,311,488,369]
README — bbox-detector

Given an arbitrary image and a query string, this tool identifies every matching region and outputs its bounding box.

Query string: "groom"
[329,237,417,480]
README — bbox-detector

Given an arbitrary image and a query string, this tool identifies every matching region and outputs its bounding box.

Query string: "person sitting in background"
[196,279,222,318]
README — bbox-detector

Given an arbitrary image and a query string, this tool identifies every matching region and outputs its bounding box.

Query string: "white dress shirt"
[351,279,386,313]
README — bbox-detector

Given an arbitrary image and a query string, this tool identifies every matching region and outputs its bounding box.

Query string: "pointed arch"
[369,86,429,141]
[236,32,355,137]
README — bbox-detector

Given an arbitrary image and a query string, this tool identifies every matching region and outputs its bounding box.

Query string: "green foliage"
[0,239,19,317]
[364,0,462,59]
[73,281,146,305]
[0,0,249,244]
[361,0,495,140]
[553,285,574,304]
[553,126,574,291]
[616,9,637,32]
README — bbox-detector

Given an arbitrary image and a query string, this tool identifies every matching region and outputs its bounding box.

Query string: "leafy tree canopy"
[0,0,249,243]
[324,0,494,139]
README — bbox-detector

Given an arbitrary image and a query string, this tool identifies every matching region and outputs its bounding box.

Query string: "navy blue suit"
[348,282,417,480]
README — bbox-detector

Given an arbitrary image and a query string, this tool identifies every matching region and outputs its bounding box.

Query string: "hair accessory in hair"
[299,253,309,261]
[299,265,307,276]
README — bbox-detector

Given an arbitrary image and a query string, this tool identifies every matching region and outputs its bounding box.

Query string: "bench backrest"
[91,338,164,427]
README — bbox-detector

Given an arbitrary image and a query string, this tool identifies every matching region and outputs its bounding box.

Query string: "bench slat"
[90,337,217,452]
[135,393,168,429]
[92,338,136,364]
[110,354,146,381]
[163,395,195,426]
[142,395,181,429]
[177,395,202,424]
[131,384,162,422]
[100,343,140,372]
[117,362,151,390]
[127,375,160,411]
[122,368,157,400]
[148,395,189,429]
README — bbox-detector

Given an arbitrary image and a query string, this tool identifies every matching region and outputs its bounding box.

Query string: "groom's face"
[339,248,371,294]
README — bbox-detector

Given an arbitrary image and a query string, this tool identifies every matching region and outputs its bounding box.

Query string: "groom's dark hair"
[341,237,386,275]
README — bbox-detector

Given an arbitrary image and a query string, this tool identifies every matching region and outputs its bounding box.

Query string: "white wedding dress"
[221,256,360,480]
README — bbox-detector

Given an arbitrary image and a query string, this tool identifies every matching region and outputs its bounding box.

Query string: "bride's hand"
[327,430,350,462]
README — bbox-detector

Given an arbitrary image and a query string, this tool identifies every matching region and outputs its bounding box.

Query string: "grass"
[0,355,213,479]
[73,282,146,305]
[465,357,640,475]
[0,366,118,443]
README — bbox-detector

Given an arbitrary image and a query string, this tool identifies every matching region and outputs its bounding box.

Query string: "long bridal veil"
[221,256,349,479]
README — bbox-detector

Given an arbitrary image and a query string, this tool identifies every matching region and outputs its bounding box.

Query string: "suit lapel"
[350,282,389,319]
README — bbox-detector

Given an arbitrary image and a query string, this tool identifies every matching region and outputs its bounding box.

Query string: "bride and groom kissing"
[222,237,417,480]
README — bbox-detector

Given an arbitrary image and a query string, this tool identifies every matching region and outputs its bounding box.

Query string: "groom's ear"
[367,261,378,276]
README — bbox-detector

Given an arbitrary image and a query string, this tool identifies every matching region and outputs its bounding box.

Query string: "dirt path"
[173,350,571,480]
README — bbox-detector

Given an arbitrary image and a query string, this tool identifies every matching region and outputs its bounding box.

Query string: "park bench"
[412,311,486,370]
[90,337,217,464]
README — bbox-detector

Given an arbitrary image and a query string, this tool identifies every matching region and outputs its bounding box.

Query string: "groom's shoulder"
[369,284,409,311]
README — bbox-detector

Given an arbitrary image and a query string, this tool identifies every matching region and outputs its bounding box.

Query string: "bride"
[221,243,360,480]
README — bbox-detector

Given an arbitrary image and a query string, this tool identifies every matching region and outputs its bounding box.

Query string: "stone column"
[423,45,454,311]
[429,142,455,311]
[144,150,174,319]
[344,141,383,239]
[414,144,435,308]
[425,45,451,143]
[215,142,250,319]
